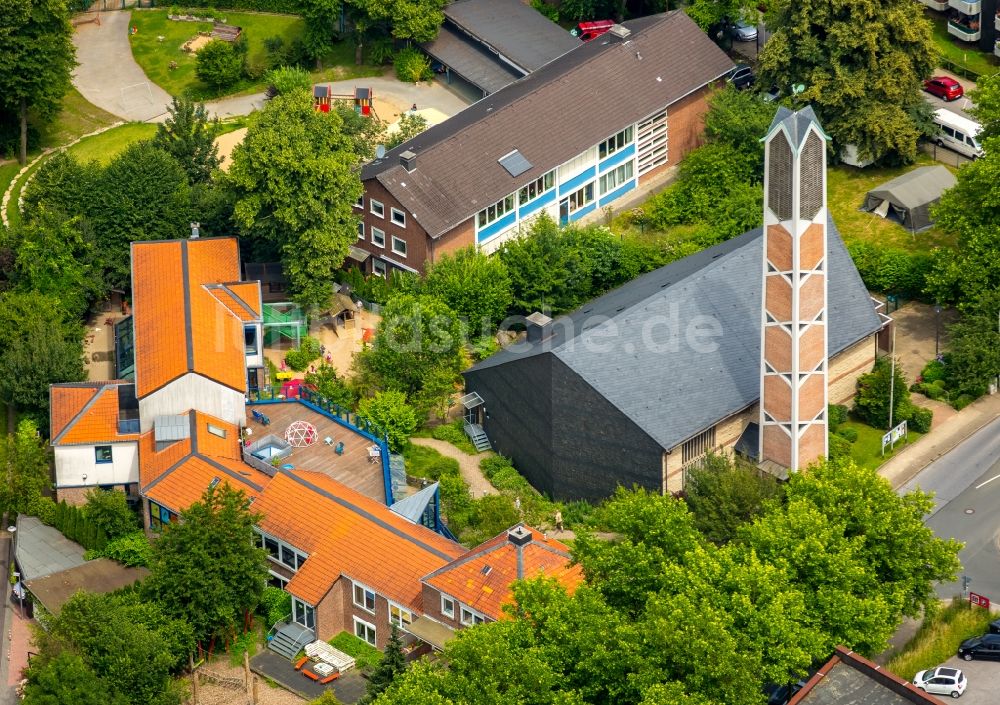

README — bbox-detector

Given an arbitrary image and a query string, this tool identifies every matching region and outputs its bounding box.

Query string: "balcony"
[919,0,949,10]
[948,18,982,41]
[949,0,981,14]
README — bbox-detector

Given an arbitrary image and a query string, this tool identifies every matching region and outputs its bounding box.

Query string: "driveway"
[72,11,174,122]
[931,654,1000,705]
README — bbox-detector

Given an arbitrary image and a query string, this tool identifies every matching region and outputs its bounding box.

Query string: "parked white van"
[933,109,984,159]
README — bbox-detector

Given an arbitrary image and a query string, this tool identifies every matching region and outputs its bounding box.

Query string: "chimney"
[759,107,830,473]
[399,150,417,172]
[508,525,531,579]
[608,24,631,41]
[190,222,200,239]
[525,312,552,345]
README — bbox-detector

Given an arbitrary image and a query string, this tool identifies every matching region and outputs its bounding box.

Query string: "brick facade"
[357,179,433,275]
[419,583,465,631]
[663,86,713,169]
[56,486,92,506]
[828,336,877,406]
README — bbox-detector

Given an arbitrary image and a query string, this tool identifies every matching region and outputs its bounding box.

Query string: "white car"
[913,666,967,698]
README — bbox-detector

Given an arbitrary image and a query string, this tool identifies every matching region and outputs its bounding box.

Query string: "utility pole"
[888,324,897,430]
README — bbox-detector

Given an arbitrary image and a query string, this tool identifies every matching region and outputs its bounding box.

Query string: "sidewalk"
[878,392,1000,489]
[409,437,497,498]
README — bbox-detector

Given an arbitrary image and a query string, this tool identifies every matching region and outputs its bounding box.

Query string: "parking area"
[935,655,1000,704]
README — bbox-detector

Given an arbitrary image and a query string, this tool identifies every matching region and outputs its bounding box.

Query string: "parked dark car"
[727,64,755,90]
[958,633,1000,661]
[987,617,1000,634]
[763,678,807,705]
[924,76,964,102]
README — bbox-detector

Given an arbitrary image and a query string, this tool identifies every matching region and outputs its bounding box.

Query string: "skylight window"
[498,150,532,177]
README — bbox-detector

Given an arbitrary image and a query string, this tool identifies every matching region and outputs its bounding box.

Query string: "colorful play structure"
[263,302,306,349]
[313,85,376,119]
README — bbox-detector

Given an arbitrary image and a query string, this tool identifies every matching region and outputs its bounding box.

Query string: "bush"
[836,427,859,443]
[265,65,311,95]
[427,419,478,455]
[84,489,138,540]
[258,586,292,626]
[357,391,419,453]
[86,531,152,567]
[405,445,460,481]
[480,455,511,481]
[284,336,322,371]
[367,37,396,65]
[28,495,57,525]
[846,240,933,298]
[908,406,934,433]
[328,632,382,672]
[828,433,852,460]
[394,46,433,83]
[827,404,849,431]
[921,359,947,384]
[952,394,976,411]
[195,40,245,90]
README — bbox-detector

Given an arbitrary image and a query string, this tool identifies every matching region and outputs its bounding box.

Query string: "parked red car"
[923,76,964,101]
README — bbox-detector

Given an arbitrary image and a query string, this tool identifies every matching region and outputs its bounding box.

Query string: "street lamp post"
[935,304,942,359]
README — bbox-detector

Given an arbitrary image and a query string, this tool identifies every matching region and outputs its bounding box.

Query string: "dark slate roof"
[441,0,579,73]
[467,218,882,451]
[423,24,523,95]
[766,105,830,148]
[362,11,733,238]
[790,647,942,705]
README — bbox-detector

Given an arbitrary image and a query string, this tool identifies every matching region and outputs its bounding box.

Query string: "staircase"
[267,622,315,660]
[464,422,492,452]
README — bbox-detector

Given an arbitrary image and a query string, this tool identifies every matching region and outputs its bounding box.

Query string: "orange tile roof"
[140,410,270,513]
[209,282,262,321]
[254,471,466,608]
[50,383,139,446]
[131,238,261,399]
[50,384,101,439]
[423,525,583,620]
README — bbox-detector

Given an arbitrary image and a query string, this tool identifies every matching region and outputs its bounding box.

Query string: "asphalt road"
[924,91,975,120]
[900,417,1000,600]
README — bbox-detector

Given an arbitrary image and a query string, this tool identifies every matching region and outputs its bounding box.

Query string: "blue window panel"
[559,166,596,196]
[598,178,637,208]
[477,211,517,242]
[568,202,597,222]
[599,143,635,173]
[518,188,556,218]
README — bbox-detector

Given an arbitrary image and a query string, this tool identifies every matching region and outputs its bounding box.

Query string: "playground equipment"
[313,85,377,119]
[284,420,318,448]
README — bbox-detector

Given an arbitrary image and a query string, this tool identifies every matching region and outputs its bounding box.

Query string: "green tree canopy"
[83,487,139,540]
[21,151,99,221]
[358,390,419,452]
[153,97,221,185]
[143,484,267,645]
[703,85,776,180]
[362,624,408,703]
[0,0,76,164]
[22,653,127,705]
[854,356,911,429]
[347,0,447,42]
[227,90,364,307]
[386,111,429,150]
[195,39,244,90]
[944,290,1000,398]
[423,247,513,329]
[0,418,51,514]
[758,0,936,163]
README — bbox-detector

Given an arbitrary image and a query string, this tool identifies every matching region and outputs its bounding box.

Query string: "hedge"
[168,1,302,14]
[846,240,933,298]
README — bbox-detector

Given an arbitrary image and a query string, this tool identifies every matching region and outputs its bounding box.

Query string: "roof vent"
[608,24,631,41]
[525,311,553,345]
[507,525,532,547]
[400,150,417,172]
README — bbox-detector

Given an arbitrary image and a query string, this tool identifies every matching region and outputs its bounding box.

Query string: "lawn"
[926,11,1000,80]
[67,122,159,165]
[37,87,119,148]
[887,598,994,680]
[827,154,958,253]
[839,419,924,471]
[129,10,380,100]
[327,632,382,672]
[0,161,22,203]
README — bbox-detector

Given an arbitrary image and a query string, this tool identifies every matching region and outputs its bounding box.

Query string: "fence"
[920,141,971,168]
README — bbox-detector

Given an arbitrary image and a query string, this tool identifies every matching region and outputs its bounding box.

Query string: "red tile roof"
[254,471,466,608]
[140,411,270,513]
[422,525,583,620]
[131,238,261,399]
[50,383,139,446]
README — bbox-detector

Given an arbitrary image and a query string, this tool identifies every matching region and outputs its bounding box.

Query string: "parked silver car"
[913,666,967,698]
[730,21,758,42]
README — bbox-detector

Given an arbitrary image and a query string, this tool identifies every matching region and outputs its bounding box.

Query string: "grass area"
[5,153,53,228]
[926,11,1000,80]
[129,10,380,100]
[66,122,159,165]
[888,598,995,680]
[37,87,119,147]
[827,154,958,253]
[0,160,22,199]
[327,631,382,672]
[402,443,460,480]
[412,419,479,455]
[839,419,924,471]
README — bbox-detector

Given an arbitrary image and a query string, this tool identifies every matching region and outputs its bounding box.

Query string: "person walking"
[554,509,563,532]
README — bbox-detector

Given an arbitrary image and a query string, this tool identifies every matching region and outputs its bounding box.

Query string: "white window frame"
[371,227,385,248]
[258,530,308,572]
[370,199,384,218]
[460,604,485,626]
[567,182,595,213]
[372,259,387,278]
[476,193,515,230]
[357,221,365,240]
[391,236,407,257]
[352,580,376,613]
[206,423,227,438]
[599,161,635,196]
[354,195,364,209]
[388,601,413,629]
[599,125,635,160]
[354,616,377,646]
[267,570,288,589]
[518,170,555,206]
[293,597,315,630]
[441,594,455,619]
[390,208,406,227]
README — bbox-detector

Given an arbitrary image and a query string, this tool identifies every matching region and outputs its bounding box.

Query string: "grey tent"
[863,165,956,232]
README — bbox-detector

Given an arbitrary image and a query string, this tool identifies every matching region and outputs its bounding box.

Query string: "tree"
[969,71,1000,142]
[684,453,783,545]
[346,0,447,42]
[153,97,221,185]
[424,247,514,329]
[354,293,465,399]
[703,85,775,180]
[21,151,99,221]
[195,40,244,90]
[22,653,128,705]
[757,0,936,163]
[358,391,419,452]
[386,112,429,149]
[854,356,911,429]
[227,90,364,307]
[334,103,387,163]
[0,419,51,514]
[0,291,85,421]
[300,0,340,68]
[0,0,76,164]
[944,290,1000,398]
[143,484,267,645]
[305,363,357,408]
[90,141,192,288]
[265,66,312,96]
[362,624,407,703]
[83,488,139,540]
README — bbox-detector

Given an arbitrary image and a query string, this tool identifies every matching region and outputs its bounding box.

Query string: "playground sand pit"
[387,107,449,137]
[185,34,213,53]
[215,127,248,171]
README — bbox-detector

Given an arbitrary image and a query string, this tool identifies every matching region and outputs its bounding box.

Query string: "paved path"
[410,437,498,498]
[73,11,471,124]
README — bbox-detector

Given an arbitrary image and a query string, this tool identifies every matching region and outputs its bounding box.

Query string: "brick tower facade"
[759,107,829,472]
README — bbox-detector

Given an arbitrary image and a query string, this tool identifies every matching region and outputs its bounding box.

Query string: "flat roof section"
[423,25,522,95]
[27,560,149,615]
[14,516,86,581]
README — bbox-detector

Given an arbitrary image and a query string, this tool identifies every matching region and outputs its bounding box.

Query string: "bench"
[293,656,308,671]
[320,673,341,684]
[303,670,320,681]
